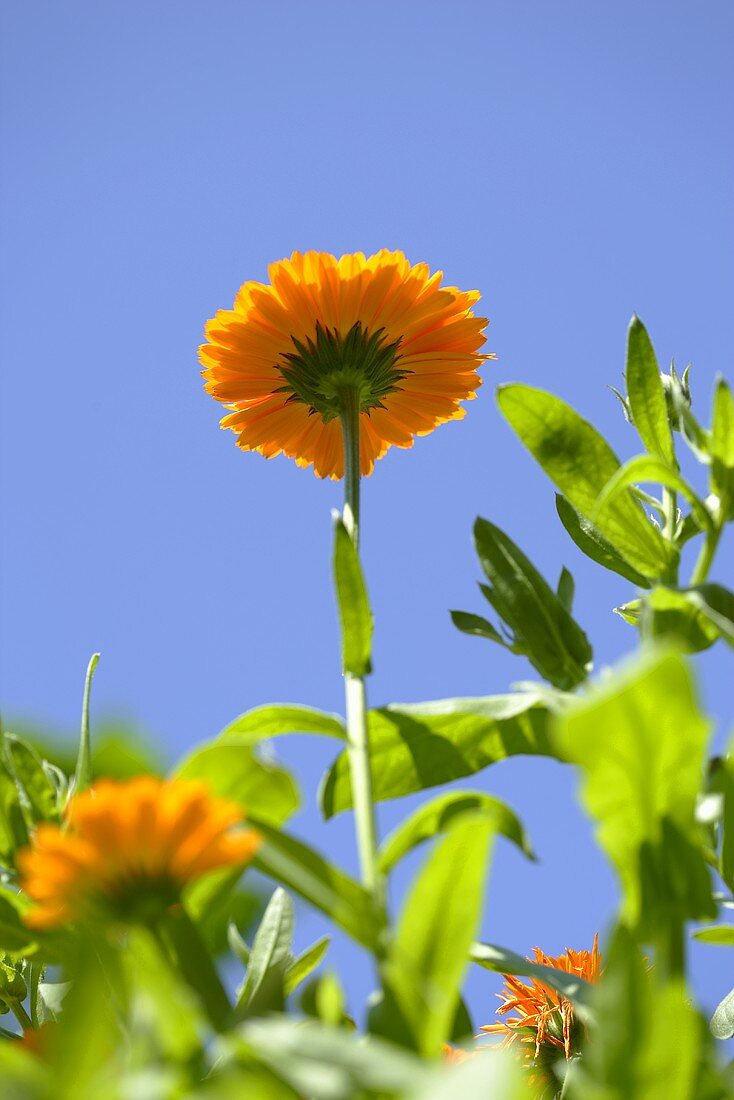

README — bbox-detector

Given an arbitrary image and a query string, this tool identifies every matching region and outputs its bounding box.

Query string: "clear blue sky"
[2,1,733,1028]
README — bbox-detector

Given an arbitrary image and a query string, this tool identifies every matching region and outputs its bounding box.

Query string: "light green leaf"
[711,987,734,1040]
[378,790,533,875]
[555,494,652,587]
[236,888,294,1017]
[497,383,676,579]
[74,652,100,794]
[174,742,298,826]
[615,584,734,652]
[625,316,676,465]
[711,377,734,519]
[251,820,386,953]
[333,516,372,677]
[593,453,712,534]
[219,705,346,744]
[36,981,71,1024]
[692,926,734,946]
[300,972,346,1027]
[5,736,59,824]
[284,936,330,996]
[555,649,716,939]
[408,1051,530,1100]
[718,750,734,894]
[471,517,592,689]
[386,815,494,1056]
[469,941,594,1020]
[320,694,553,818]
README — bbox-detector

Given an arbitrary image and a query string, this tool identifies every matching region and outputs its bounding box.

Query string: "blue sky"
[1,0,733,1028]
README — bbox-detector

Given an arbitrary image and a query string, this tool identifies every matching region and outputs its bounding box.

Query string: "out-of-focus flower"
[18,777,260,929]
[200,250,490,478]
[480,936,601,1072]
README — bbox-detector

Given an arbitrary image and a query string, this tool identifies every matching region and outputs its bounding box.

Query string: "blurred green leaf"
[234,1017,432,1099]
[284,936,330,996]
[300,973,348,1028]
[555,649,716,941]
[236,888,294,1018]
[593,453,712,534]
[377,790,533,875]
[4,736,59,825]
[185,866,262,956]
[692,926,734,946]
[320,693,553,817]
[555,494,652,587]
[497,383,676,579]
[386,815,494,1056]
[0,760,29,867]
[625,316,676,465]
[407,1051,530,1100]
[467,517,592,689]
[174,742,298,826]
[711,377,734,519]
[333,516,372,677]
[219,705,345,743]
[123,929,204,1064]
[615,584,734,652]
[251,820,386,953]
[711,987,734,1040]
[469,941,594,1020]
[568,926,724,1099]
[718,749,734,894]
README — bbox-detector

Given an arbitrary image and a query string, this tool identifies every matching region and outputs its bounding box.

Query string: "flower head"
[18,777,260,929]
[200,250,490,478]
[480,936,601,1072]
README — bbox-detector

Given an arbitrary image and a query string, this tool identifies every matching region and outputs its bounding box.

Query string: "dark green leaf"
[556,566,575,612]
[0,888,34,953]
[449,610,507,647]
[174,742,298,826]
[386,816,494,1055]
[625,316,676,465]
[251,820,386,953]
[0,760,29,866]
[219,705,345,744]
[472,517,592,689]
[620,585,734,652]
[470,941,594,1019]
[555,649,716,940]
[497,383,676,579]
[593,453,712,534]
[377,790,533,875]
[5,736,59,824]
[320,694,553,817]
[555,494,652,587]
[333,517,372,676]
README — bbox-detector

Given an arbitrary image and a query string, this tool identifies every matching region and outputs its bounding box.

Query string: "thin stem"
[662,486,677,541]
[74,652,100,794]
[339,392,382,905]
[8,998,33,1032]
[155,906,232,1031]
[690,526,721,586]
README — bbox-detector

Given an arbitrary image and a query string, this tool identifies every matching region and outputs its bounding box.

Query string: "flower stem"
[690,525,721,585]
[155,906,232,1031]
[8,998,33,1032]
[339,392,382,905]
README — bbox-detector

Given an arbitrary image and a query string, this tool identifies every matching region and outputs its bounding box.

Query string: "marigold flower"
[480,936,601,1070]
[18,777,261,929]
[200,250,491,478]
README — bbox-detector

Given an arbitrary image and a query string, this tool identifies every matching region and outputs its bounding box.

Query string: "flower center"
[275,321,410,421]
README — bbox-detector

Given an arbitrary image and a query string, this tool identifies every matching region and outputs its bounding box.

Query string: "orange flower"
[200,250,490,478]
[18,777,260,929]
[480,936,601,1068]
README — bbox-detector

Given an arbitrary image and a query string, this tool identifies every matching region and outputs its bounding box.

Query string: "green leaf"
[35,980,71,1024]
[593,453,712,534]
[556,565,575,612]
[469,942,594,1021]
[711,377,734,519]
[174,742,298,826]
[692,926,734,946]
[449,610,507,646]
[471,517,592,689]
[377,790,533,875]
[555,649,716,940]
[555,494,652,587]
[616,585,734,652]
[386,815,494,1056]
[320,693,553,817]
[284,936,330,996]
[74,652,100,794]
[407,1051,528,1100]
[497,383,676,579]
[0,759,29,866]
[236,888,294,1017]
[333,516,372,676]
[718,750,734,894]
[235,1017,432,1099]
[219,704,346,743]
[5,736,59,824]
[300,973,347,1027]
[251,820,386,953]
[0,888,35,953]
[625,316,676,465]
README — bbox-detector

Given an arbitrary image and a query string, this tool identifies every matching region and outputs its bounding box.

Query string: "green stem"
[690,525,721,585]
[8,998,33,1032]
[662,486,677,541]
[155,906,232,1031]
[74,652,100,794]
[339,392,382,905]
